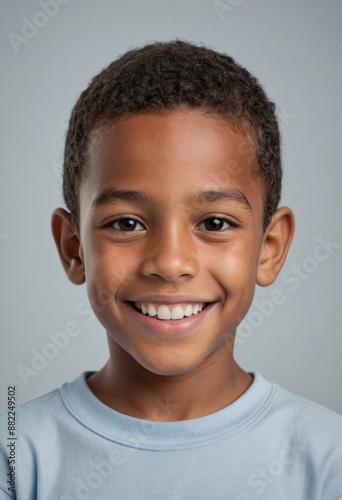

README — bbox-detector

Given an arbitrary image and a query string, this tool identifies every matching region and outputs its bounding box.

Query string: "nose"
[140,224,200,282]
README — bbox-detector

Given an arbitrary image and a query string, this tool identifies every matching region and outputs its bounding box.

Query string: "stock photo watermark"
[17,301,95,385]
[236,234,341,344]
[7,0,73,54]
[277,107,297,132]
[52,160,63,186]
[62,449,126,500]
[17,321,82,385]
[213,0,245,20]
[16,274,129,385]
[235,440,305,499]
[60,396,180,500]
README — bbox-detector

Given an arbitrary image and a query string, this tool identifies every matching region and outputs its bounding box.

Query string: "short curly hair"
[63,40,282,230]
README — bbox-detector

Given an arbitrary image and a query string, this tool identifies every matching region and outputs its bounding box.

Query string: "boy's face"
[78,110,266,376]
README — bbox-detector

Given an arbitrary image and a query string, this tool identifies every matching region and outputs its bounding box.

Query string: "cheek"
[86,273,118,319]
[216,241,258,275]
[84,235,130,279]
[212,244,259,299]
[82,241,134,312]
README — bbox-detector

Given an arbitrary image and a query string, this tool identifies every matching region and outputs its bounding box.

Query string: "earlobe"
[51,208,85,285]
[256,207,295,287]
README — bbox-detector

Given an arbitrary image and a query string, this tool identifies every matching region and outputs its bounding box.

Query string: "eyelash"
[197,217,238,232]
[103,218,145,232]
[102,215,239,233]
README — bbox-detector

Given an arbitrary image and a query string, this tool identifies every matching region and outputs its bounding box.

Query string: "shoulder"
[0,373,90,440]
[251,372,342,431]
[0,386,64,447]
[0,386,63,496]
[273,384,342,487]
[250,375,342,498]
[266,381,342,449]
[0,386,59,420]
[275,384,342,433]
[249,373,342,453]
[0,374,95,496]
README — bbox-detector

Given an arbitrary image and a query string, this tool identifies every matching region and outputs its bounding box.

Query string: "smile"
[126,299,217,336]
[132,302,208,321]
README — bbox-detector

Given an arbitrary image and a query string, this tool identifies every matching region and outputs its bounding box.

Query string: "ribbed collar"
[60,371,278,451]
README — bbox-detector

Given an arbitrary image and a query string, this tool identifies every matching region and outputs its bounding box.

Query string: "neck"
[87,334,253,422]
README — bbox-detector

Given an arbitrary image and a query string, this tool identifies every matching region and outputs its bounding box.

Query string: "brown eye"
[198,217,230,231]
[111,218,144,231]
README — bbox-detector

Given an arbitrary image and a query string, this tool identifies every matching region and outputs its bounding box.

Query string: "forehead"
[82,110,263,212]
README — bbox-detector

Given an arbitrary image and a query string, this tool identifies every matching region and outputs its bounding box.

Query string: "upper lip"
[126,295,216,304]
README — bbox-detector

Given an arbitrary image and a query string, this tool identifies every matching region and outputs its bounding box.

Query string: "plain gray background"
[1,0,341,415]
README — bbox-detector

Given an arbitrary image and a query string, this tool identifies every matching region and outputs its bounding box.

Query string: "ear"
[257,206,295,287]
[51,208,85,285]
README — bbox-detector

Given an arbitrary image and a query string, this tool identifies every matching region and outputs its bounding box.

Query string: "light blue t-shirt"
[1,371,342,500]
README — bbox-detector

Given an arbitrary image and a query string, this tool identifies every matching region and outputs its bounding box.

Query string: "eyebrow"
[187,189,252,210]
[91,188,252,210]
[91,189,153,209]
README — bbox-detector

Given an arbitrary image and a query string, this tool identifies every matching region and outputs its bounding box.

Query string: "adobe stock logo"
[213,0,245,20]
[235,440,305,499]
[7,0,73,54]
[16,274,129,385]
[236,234,340,344]
[17,321,83,385]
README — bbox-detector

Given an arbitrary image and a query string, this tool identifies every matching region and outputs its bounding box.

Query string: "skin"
[52,109,294,422]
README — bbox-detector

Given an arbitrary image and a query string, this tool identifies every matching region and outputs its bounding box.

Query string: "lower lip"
[125,302,216,336]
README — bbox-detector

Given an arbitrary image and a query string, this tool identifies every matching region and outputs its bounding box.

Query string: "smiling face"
[73,109,267,377]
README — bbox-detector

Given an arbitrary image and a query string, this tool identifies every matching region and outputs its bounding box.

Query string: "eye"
[197,217,232,231]
[108,218,145,231]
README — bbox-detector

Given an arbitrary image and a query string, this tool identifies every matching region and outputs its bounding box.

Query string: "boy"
[1,40,341,499]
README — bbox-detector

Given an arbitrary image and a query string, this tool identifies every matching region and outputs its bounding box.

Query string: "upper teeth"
[135,302,205,320]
